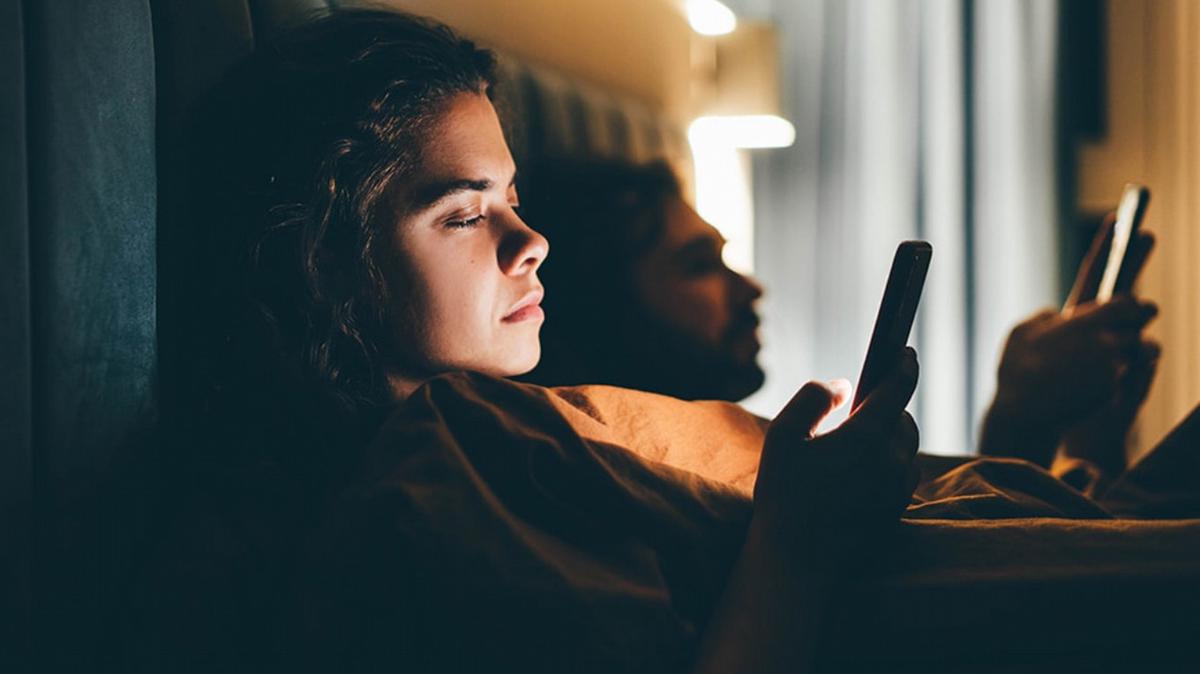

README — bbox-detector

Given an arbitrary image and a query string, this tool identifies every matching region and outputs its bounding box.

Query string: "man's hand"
[994,298,1157,424]
[1063,213,1155,315]
[1060,214,1160,474]
[981,215,1158,467]
[1059,339,1160,476]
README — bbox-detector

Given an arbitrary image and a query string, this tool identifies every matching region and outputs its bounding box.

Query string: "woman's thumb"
[775,379,851,437]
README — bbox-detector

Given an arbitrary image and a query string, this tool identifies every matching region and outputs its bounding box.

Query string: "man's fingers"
[1114,230,1156,295]
[851,347,919,431]
[1131,230,1156,272]
[1071,295,1158,330]
[1017,308,1061,333]
[1065,212,1116,312]
[1141,339,1163,363]
[1103,328,1146,351]
[1118,340,1161,404]
[776,379,850,437]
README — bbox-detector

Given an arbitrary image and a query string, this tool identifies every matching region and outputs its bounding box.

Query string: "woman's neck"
[386,373,425,401]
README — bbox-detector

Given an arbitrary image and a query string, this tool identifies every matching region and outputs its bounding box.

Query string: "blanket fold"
[298,372,1200,672]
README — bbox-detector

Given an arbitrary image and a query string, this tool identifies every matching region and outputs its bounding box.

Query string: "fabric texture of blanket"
[297,372,1200,672]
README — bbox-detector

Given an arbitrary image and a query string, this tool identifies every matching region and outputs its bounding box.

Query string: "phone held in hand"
[1095,183,1151,303]
[851,241,933,413]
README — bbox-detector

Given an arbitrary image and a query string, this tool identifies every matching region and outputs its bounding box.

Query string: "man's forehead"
[661,197,725,247]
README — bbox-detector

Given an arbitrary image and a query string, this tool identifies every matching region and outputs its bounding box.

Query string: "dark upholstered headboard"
[2,1,685,669]
[4,3,160,669]
[495,56,689,170]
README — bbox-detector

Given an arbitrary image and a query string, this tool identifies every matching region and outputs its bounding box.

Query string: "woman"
[150,8,918,673]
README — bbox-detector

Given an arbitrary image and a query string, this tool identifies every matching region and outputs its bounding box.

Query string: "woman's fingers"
[897,410,919,458]
[902,462,921,511]
[774,379,850,438]
[889,411,920,485]
[851,348,919,434]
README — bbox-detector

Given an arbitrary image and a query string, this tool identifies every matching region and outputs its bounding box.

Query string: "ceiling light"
[687,0,738,36]
[688,115,796,149]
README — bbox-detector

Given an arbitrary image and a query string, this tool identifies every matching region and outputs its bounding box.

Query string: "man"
[520,157,766,402]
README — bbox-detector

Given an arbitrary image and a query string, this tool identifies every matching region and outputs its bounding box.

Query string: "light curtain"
[742,0,1062,455]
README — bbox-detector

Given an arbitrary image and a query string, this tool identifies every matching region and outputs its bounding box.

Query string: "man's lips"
[502,288,545,323]
[726,310,762,357]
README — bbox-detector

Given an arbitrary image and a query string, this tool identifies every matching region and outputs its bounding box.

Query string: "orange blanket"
[298,373,1200,672]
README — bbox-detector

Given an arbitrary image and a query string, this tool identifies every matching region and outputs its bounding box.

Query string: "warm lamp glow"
[688,115,795,274]
[687,0,738,36]
[688,115,796,149]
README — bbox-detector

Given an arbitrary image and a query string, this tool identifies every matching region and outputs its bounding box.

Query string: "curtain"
[743,0,1062,455]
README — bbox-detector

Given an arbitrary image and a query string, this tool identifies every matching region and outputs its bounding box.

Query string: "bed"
[7,1,1200,671]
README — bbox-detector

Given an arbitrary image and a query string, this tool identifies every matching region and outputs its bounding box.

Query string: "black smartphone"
[1095,183,1151,302]
[851,241,933,412]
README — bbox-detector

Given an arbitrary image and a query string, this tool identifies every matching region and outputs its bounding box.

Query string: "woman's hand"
[754,347,920,563]
[690,349,920,674]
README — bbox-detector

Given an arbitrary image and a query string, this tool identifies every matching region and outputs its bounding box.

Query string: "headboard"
[2,1,685,669]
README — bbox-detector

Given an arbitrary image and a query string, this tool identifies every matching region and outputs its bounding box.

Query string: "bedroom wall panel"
[1077,0,1200,461]
[22,0,158,669]
[0,0,31,668]
[355,0,694,121]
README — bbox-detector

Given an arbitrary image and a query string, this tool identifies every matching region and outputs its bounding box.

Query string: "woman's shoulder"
[301,372,753,670]
[544,383,767,493]
[383,372,766,493]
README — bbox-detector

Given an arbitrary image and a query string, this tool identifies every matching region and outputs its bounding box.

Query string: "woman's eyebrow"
[412,171,519,210]
[412,177,494,209]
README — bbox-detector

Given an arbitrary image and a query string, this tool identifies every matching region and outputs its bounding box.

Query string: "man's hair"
[182,9,497,461]
[516,158,684,388]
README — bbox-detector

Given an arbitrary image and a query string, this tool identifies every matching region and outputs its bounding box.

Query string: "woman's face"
[382,93,548,395]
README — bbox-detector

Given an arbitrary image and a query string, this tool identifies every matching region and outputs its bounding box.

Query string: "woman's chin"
[488,341,542,378]
[511,344,542,376]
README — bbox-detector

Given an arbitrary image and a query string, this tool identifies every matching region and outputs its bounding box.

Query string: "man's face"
[631,196,765,400]
[380,93,549,394]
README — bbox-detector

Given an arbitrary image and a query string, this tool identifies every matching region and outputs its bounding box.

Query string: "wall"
[1077,0,1200,459]
[364,0,695,121]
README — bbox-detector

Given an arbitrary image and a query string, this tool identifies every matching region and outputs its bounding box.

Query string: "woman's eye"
[446,214,485,229]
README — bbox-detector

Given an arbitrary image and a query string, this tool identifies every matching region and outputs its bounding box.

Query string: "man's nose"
[732,269,764,303]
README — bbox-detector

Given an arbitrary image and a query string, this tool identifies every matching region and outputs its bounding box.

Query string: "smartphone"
[1095,183,1151,303]
[851,241,933,412]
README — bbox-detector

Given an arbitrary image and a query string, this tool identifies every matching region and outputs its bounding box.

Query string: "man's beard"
[616,307,765,402]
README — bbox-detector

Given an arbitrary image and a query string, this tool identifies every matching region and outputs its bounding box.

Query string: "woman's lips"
[503,288,545,323]
[503,304,544,323]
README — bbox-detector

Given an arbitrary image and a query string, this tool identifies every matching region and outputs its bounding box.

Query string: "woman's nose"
[498,212,549,275]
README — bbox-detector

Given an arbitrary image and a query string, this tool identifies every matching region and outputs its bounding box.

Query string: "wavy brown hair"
[181,9,497,464]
